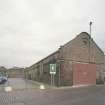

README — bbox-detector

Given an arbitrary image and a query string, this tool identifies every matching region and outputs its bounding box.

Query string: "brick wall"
[73,63,96,85]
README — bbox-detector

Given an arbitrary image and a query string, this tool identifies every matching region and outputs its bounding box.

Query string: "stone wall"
[7,68,24,78]
[59,32,105,85]
[25,51,60,86]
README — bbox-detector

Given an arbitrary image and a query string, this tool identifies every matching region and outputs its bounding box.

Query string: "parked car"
[0,76,8,84]
[2,76,8,82]
[0,77,3,84]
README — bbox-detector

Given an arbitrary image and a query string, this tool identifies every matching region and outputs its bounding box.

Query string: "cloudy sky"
[0,0,105,68]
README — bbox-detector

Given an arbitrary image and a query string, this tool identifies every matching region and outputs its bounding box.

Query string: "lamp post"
[89,21,92,36]
[89,21,92,63]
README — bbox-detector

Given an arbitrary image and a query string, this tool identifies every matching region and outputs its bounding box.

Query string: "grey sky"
[0,0,105,68]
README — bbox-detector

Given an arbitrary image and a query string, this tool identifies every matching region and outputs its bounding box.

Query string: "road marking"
[4,86,12,92]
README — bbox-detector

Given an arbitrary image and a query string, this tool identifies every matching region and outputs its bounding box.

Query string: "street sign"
[50,64,56,74]
[50,64,56,86]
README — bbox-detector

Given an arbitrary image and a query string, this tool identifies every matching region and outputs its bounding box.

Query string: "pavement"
[0,78,105,105]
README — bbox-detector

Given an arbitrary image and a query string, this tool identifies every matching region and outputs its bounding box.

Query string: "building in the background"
[0,66,24,78]
[24,32,105,86]
[7,67,24,78]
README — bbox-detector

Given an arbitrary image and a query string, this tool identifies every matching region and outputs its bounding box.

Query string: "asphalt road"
[0,78,105,105]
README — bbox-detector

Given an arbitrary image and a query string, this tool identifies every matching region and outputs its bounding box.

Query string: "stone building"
[0,66,24,78]
[7,67,24,78]
[24,32,105,86]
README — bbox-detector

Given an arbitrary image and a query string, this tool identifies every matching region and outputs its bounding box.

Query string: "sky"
[0,0,105,68]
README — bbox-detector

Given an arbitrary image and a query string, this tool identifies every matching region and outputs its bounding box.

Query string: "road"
[0,78,52,91]
[0,78,105,105]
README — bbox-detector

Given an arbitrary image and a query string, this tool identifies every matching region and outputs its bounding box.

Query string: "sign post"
[50,64,56,86]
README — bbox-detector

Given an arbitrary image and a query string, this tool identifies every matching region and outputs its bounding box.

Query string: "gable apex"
[77,32,90,38]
